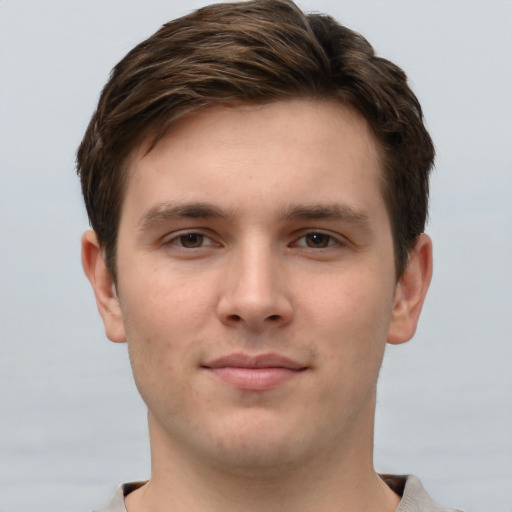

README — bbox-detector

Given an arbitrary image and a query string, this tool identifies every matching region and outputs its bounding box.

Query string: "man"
[78,1,460,510]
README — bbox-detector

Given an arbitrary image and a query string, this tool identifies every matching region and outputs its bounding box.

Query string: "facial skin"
[83,99,432,511]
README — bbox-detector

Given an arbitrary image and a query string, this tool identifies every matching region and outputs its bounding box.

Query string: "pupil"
[181,233,203,247]
[307,233,328,247]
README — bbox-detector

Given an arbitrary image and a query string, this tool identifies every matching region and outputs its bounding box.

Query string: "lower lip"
[207,367,302,391]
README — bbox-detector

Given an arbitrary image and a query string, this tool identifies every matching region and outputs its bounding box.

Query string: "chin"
[195,411,318,476]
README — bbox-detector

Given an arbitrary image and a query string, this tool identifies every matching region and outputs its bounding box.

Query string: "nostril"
[267,314,280,321]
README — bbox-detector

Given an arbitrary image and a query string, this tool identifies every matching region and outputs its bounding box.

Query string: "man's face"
[107,100,406,471]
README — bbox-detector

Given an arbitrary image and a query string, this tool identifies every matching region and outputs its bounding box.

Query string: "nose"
[216,243,293,331]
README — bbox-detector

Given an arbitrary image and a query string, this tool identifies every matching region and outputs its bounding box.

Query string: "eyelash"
[165,231,219,249]
[291,231,341,249]
[164,230,344,250]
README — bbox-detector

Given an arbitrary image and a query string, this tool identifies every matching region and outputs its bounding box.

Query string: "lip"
[202,353,308,391]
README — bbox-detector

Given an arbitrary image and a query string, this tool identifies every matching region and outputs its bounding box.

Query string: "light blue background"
[1,1,511,511]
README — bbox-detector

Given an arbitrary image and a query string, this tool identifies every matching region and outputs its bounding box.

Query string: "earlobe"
[81,230,127,343]
[387,234,433,345]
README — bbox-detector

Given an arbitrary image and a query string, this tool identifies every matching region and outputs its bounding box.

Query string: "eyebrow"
[282,203,372,230]
[137,201,372,232]
[137,201,233,231]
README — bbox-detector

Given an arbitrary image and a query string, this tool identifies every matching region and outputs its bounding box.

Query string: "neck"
[126,401,400,512]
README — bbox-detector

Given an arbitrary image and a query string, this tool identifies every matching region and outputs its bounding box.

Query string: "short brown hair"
[77,0,434,281]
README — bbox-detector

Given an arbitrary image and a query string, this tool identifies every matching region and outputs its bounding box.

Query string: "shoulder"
[93,482,147,512]
[93,476,462,512]
[381,474,463,512]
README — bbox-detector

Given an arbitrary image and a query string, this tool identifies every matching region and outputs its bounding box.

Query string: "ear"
[387,234,433,345]
[81,230,126,343]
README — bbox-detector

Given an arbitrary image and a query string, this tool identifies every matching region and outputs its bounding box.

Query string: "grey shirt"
[93,474,462,511]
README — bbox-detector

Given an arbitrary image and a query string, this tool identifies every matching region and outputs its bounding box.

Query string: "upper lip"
[202,353,307,370]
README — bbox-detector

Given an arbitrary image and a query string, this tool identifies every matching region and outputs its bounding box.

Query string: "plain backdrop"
[1,1,511,511]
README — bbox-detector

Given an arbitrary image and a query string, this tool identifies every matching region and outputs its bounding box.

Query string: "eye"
[294,232,339,249]
[178,233,205,248]
[166,232,217,249]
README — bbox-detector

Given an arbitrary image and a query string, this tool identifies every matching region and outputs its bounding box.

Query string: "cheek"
[122,263,215,335]
[313,268,393,324]
[303,269,394,365]
[123,301,196,421]
[119,268,217,388]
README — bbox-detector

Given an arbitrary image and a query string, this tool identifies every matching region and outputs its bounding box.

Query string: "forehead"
[131,98,380,162]
[122,99,386,224]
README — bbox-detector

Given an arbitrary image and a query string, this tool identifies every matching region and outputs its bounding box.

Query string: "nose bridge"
[217,234,292,329]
